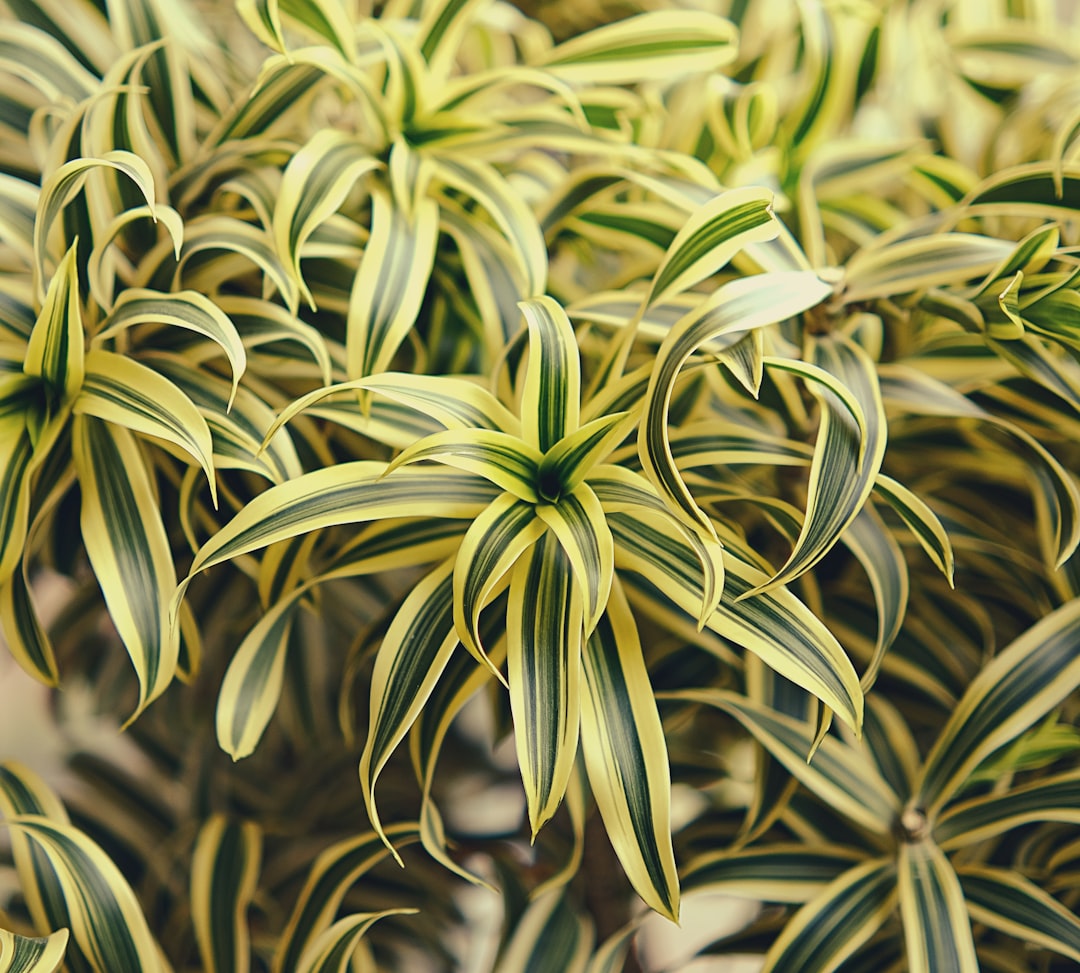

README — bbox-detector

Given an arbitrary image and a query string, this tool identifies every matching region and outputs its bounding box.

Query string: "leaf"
[537,11,737,84]
[24,240,83,402]
[453,493,544,674]
[494,890,593,973]
[958,864,1080,965]
[872,475,954,584]
[359,560,461,858]
[4,816,164,973]
[0,555,59,685]
[76,350,217,503]
[191,816,262,973]
[33,152,156,303]
[0,928,69,973]
[520,296,580,453]
[183,465,499,581]
[508,531,583,836]
[216,586,307,760]
[272,824,420,973]
[897,840,978,973]
[537,411,636,497]
[639,271,831,539]
[273,131,381,308]
[611,511,863,732]
[684,843,865,902]
[915,596,1080,813]
[580,577,679,921]
[295,910,417,973]
[0,422,34,591]
[86,204,184,313]
[748,331,887,596]
[345,189,439,380]
[385,429,542,503]
[95,290,247,410]
[670,690,897,833]
[72,416,179,721]
[760,859,896,973]
[934,769,1080,849]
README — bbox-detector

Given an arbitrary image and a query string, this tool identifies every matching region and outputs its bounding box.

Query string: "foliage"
[1,0,1080,969]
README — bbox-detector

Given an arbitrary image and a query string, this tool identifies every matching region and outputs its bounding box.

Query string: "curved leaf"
[296,910,417,973]
[897,840,977,973]
[24,240,83,402]
[580,577,679,922]
[0,928,68,973]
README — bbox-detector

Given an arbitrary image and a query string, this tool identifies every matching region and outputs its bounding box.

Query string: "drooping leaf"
[295,910,417,973]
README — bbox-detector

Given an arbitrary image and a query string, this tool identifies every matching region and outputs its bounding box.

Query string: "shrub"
[2,0,1080,970]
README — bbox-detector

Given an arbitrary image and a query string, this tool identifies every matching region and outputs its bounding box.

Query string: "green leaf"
[958,864,1080,965]
[915,597,1080,813]
[494,890,593,973]
[670,690,897,833]
[359,560,461,857]
[611,512,863,732]
[95,290,247,409]
[508,531,583,836]
[538,411,636,496]
[639,271,831,538]
[272,824,420,973]
[580,577,679,921]
[73,416,179,720]
[345,189,439,380]
[897,840,978,973]
[33,152,156,304]
[0,555,59,685]
[872,475,954,584]
[520,296,580,454]
[273,130,381,308]
[295,910,418,973]
[24,240,83,402]
[760,859,896,973]
[184,465,499,581]
[76,350,217,503]
[0,421,34,590]
[684,843,865,903]
[191,816,262,973]
[4,816,164,973]
[934,769,1080,849]
[216,586,307,760]
[454,493,544,673]
[537,10,737,83]
[748,331,887,596]
[0,928,68,973]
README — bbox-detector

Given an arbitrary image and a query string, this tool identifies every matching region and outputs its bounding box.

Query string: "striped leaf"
[535,483,613,636]
[77,350,216,502]
[639,271,831,538]
[915,596,1080,813]
[272,131,381,308]
[191,816,262,973]
[0,928,68,973]
[671,690,897,833]
[24,240,83,403]
[272,824,420,973]
[453,493,544,672]
[580,577,679,921]
[520,297,580,454]
[494,890,592,973]
[537,11,737,84]
[216,585,308,760]
[760,859,896,973]
[0,556,59,685]
[610,512,863,732]
[897,840,978,973]
[95,290,247,409]
[750,331,887,596]
[646,188,779,309]
[214,296,331,387]
[958,865,1080,965]
[385,429,542,503]
[684,844,864,903]
[345,189,439,380]
[0,422,34,590]
[508,531,583,836]
[183,465,499,580]
[72,416,179,720]
[5,816,164,973]
[537,411,636,496]
[872,475,955,583]
[359,560,461,856]
[295,910,417,973]
[934,769,1080,849]
[33,151,155,303]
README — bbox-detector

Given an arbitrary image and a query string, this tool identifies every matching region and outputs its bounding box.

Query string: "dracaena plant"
[3,0,1080,970]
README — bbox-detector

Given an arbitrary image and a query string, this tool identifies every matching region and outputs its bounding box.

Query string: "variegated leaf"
[295,910,417,973]
[897,840,977,973]
[0,928,68,973]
